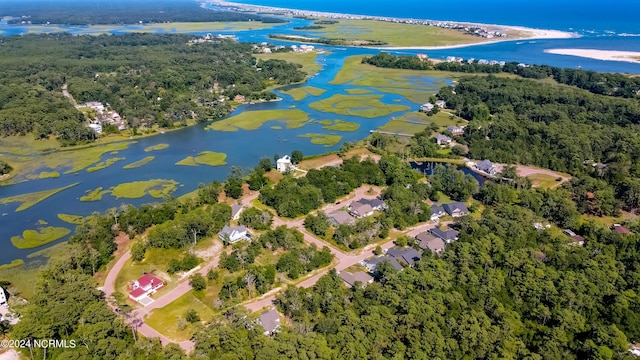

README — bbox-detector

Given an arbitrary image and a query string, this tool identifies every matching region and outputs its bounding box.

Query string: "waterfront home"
[328,210,356,226]
[276,155,293,172]
[429,226,459,244]
[129,274,164,304]
[435,100,446,108]
[259,309,281,336]
[475,159,498,175]
[231,203,244,221]
[446,125,465,136]
[415,232,446,255]
[339,271,374,287]
[430,205,446,221]
[218,225,248,244]
[434,134,452,146]
[88,123,103,134]
[420,103,434,112]
[234,94,246,102]
[443,202,469,217]
[349,201,374,218]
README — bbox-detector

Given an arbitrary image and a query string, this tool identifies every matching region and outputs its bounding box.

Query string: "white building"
[218,225,248,244]
[276,155,293,172]
[0,286,7,306]
[88,123,103,134]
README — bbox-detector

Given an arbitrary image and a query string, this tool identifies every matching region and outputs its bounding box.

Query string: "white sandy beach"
[544,48,640,64]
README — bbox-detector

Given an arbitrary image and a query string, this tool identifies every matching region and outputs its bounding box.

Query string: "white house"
[420,103,434,112]
[0,286,7,306]
[129,274,164,303]
[231,203,244,221]
[446,125,465,136]
[434,134,452,146]
[276,155,293,172]
[218,225,248,244]
[88,123,103,134]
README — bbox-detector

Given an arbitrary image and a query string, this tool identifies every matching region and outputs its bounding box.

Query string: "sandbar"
[544,48,640,64]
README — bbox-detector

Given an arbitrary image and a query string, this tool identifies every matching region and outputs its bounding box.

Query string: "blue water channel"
[1,14,639,265]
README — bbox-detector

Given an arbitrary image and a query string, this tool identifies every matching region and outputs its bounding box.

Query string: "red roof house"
[129,274,164,303]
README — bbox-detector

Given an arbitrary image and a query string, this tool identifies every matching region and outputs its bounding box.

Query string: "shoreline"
[544,48,640,64]
[209,0,577,47]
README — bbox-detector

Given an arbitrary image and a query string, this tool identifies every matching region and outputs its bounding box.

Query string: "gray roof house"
[415,232,446,254]
[363,255,403,272]
[349,201,374,218]
[358,198,387,211]
[443,202,469,217]
[430,205,446,221]
[446,125,464,136]
[434,134,452,146]
[259,309,281,335]
[218,225,248,244]
[231,203,244,220]
[386,247,422,266]
[339,271,374,287]
[328,210,356,226]
[429,227,459,244]
[476,159,498,175]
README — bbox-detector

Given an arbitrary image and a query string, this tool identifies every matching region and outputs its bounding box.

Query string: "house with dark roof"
[259,309,281,335]
[429,227,459,244]
[362,256,403,272]
[387,247,422,266]
[564,229,585,246]
[430,205,446,221]
[415,232,446,255]
[443,202,469,217]
[339,271,374,287]
[231,203,244,221]
[328,211,356,226]
[475,159,498,175]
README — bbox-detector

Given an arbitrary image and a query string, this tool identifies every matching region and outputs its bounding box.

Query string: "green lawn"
[300,19,491,47]
[528,173,563,189]
[176,152,227,167]
[10,226,71,249]
[114,247,183,296]
[282,86,327,101]
[309,94,409,118]
[123,156,155,169]
[298,133,343,147]
[0,182,80,212]
[206,109,309,132]
[146,290,216,341]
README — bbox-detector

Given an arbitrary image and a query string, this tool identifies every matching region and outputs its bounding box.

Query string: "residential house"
[475,159,498,175]
[613,224,631,235]
[478,59,489,65]
[415,232,446,255]
[349,201,374,218]
[129,274,164,303]
[0,286,7,306]
[234,94,245,102]
[533,222,551,230]
[339,271,374,287]
[231,203,244,221]
[443,202,469,217]
[420,103,434,112]
[276,155,293,172]
[564,229,585,246]
[430,205,446,221]
[387,247,422,266]
[218,225,248,244]
[259,309,281,335]
[88,123,103,134]
[328,210,356,226]
[446,125,465,136]
[445,56,456,62]
[434,134,452,146]
[435,100,446,108]
[417,53,429,60]
[357,198,387,211]
[429,226,459,244]
[363,255,403,272]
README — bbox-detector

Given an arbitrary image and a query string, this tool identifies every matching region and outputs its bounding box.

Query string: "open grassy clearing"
[57,213,85,225]
[255,52,321,76]
[123,156,155,169]
[87,157,126,172]
[301,19,490,47]
[206,109,309,132]
[80,179,180,201]
[298,133,343,146]
[378,111,466,134]
[176,152,227,167]
[146,290,216,342]
[318,119,360,132]
[114,247,184,297]
[0,183,79,212]
[527,173,563,189]
[10,226,71,249]
[309,94,409,118]
[281,86,327,101]
[144,143,169,152]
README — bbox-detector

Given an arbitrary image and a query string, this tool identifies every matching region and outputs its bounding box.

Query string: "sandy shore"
[544,48,640,64]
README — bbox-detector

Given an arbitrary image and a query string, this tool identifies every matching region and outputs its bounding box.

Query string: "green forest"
[0,33,305,144]
[3,0,284,25]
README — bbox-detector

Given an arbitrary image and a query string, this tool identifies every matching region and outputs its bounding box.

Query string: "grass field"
[281,86,327,101]
[206,109,309,132]
[309,94,409,118]
[319,119,360,132]
[11,226,71,249]
[528,173,563,189]
[57,213,85,224]
[0,182,79,212]
[87,157,126,172]
[300,19,490,47]
[146,290,216,341]
[378,111,466,135]
[255,52,321,77]
[144,144,169,152]
[176,152,227,167]
[298,133,343,146]
[123,156,155,169]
